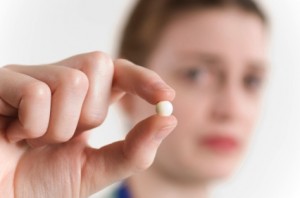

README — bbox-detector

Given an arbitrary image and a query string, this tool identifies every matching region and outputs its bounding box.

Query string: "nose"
[210,81,244,123]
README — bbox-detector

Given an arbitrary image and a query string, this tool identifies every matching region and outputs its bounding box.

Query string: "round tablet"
[155,101,173,116]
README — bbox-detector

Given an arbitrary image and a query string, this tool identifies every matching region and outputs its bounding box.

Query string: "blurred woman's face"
[123,8,267,183]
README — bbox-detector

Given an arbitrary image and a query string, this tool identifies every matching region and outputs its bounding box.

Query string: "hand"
[0,51,177,198]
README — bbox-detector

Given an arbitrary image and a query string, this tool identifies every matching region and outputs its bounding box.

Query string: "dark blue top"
[115,182,132,198]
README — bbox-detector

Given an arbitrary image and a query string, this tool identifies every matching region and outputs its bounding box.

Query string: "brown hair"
[118,0,267,66]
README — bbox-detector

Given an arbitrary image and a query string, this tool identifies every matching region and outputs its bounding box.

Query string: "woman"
[111,0,268,197]
[0,0,268,197]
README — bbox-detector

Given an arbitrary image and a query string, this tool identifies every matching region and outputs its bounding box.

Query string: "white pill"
[155,101,173,116]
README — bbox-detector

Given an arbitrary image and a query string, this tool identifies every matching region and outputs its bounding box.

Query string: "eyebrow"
[177,51,268,72]
[247,61,268,74]
[176,51,223,65]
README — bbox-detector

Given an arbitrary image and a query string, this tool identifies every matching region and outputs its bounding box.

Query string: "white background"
[0,1,299,197]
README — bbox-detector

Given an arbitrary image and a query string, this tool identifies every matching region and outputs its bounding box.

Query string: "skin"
[0,52,177,197]
[121,8,268,198]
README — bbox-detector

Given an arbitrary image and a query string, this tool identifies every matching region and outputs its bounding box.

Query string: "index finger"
[113,59,175,104]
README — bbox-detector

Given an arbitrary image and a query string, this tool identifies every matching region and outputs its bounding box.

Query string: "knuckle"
[63,69,89,92]
[86,51,113,67]
[23,81,51,100]
[84,51,114,77]
[89,51,110,61]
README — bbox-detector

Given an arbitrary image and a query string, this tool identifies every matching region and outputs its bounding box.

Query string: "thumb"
[80,115,177,197]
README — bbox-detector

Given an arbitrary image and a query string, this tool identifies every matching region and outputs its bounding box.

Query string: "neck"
[126,166,211,198]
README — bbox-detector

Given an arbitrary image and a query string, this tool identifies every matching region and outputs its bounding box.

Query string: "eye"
[184,67,206,82]
[244,74,263,90]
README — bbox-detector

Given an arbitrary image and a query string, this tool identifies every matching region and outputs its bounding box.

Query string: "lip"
[200,134,239,153]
